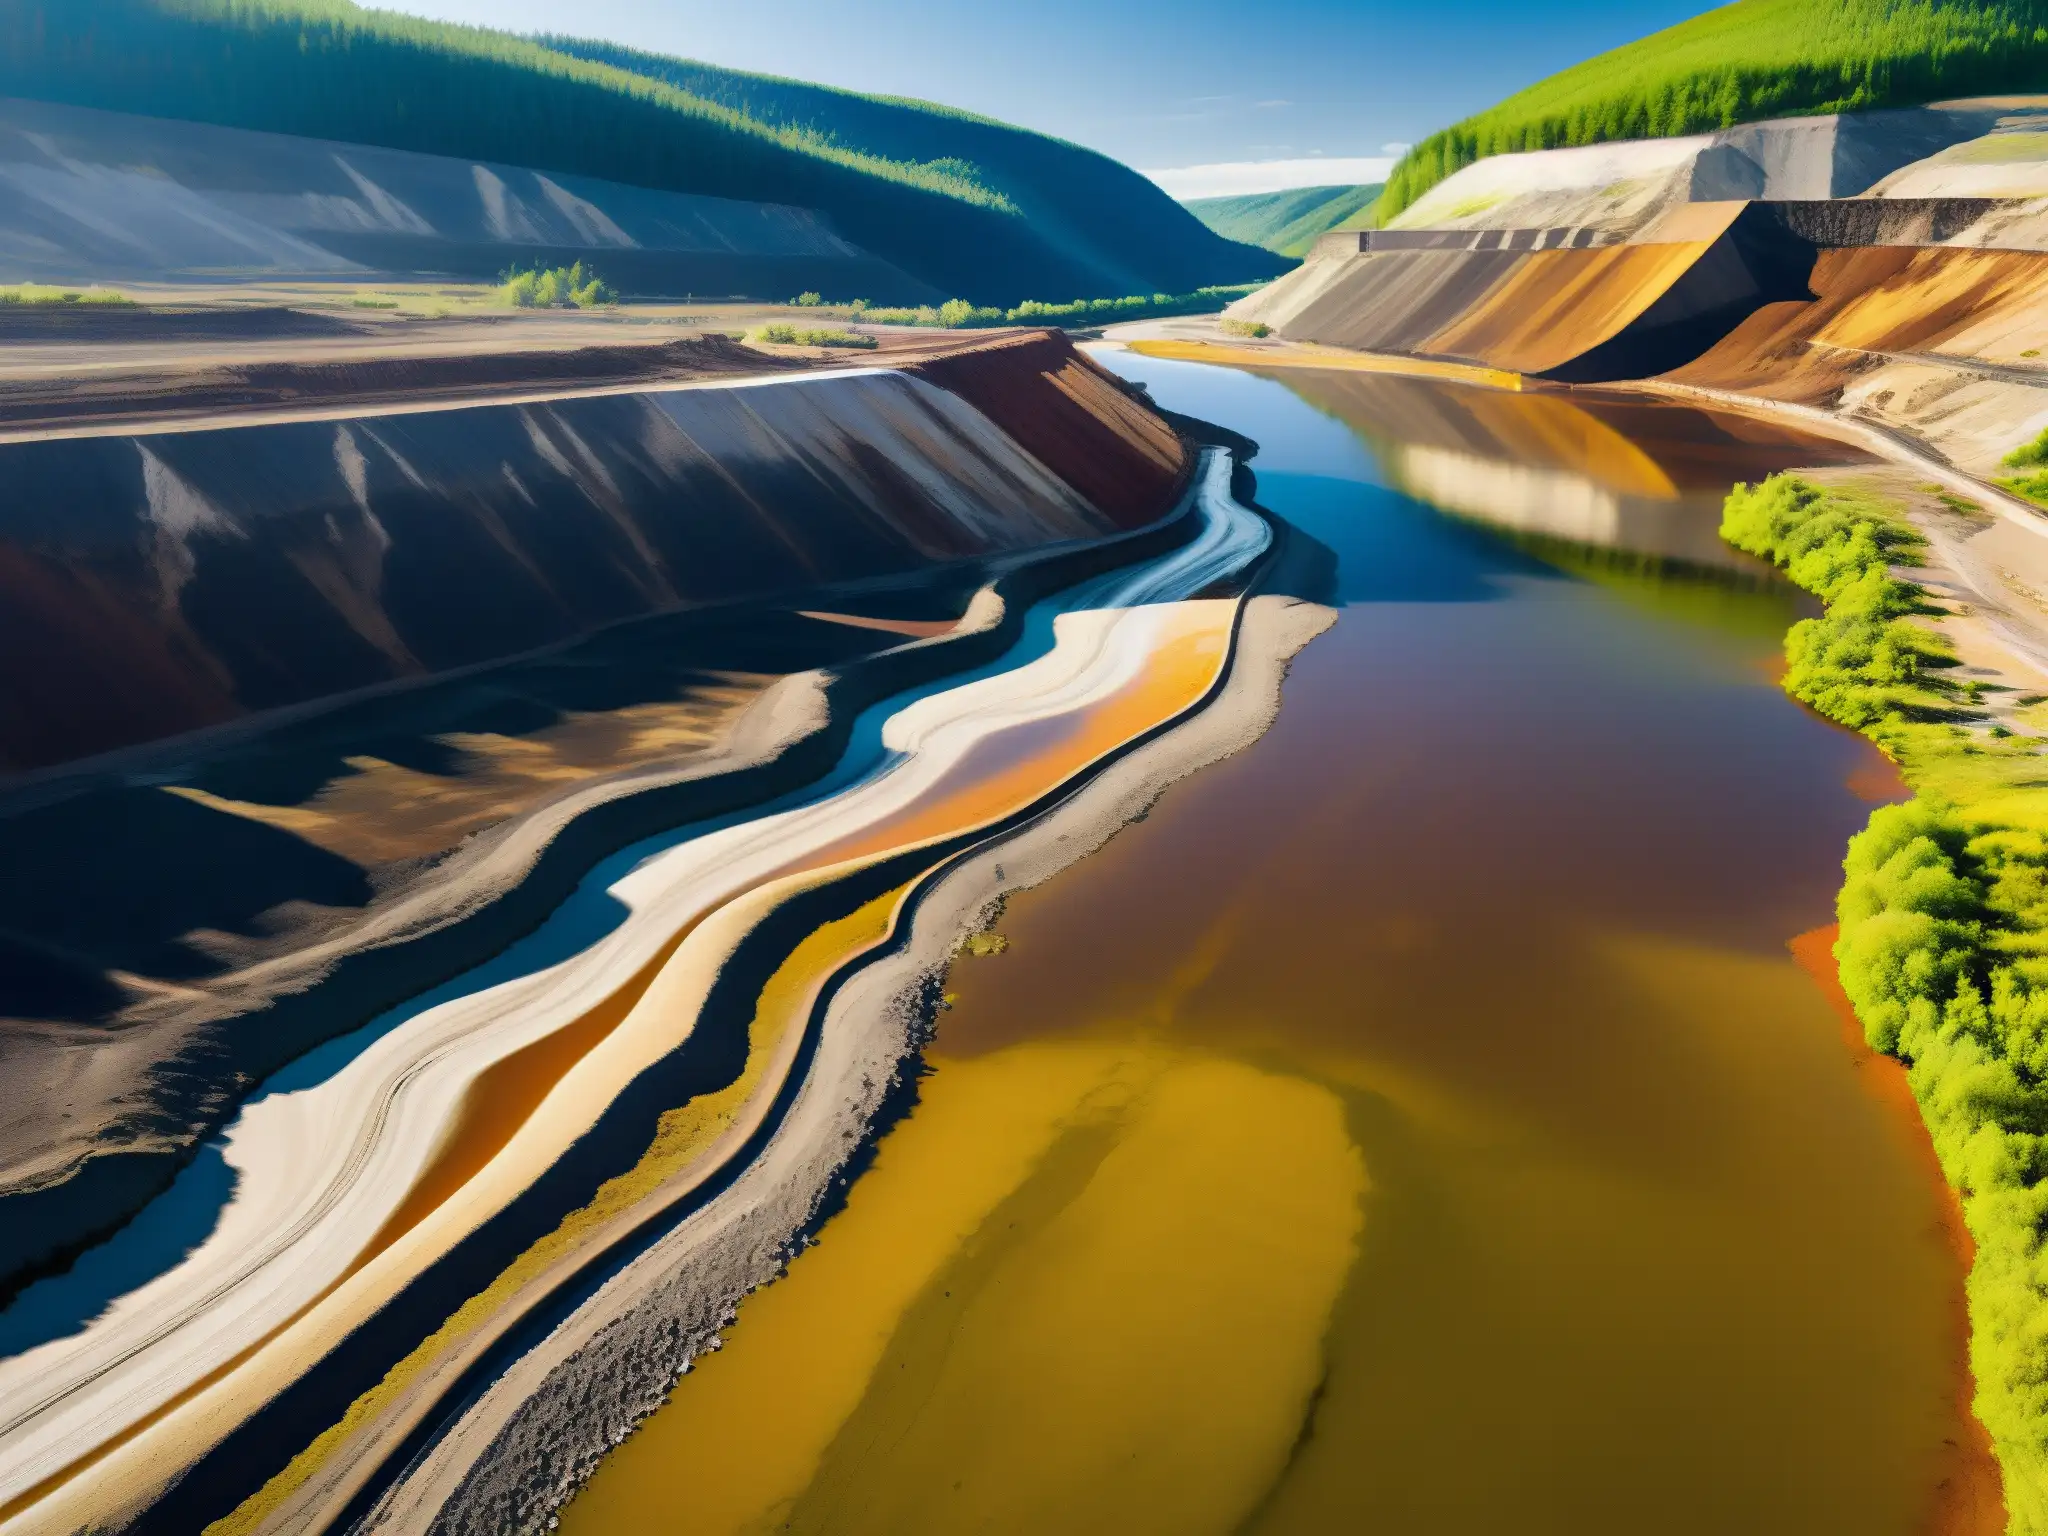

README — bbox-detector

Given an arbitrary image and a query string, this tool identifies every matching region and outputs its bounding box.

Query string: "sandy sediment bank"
[0,459,1266,1535]
[356,580,1336,1536]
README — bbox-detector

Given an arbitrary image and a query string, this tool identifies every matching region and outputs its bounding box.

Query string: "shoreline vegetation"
[1722,473,2047,1533]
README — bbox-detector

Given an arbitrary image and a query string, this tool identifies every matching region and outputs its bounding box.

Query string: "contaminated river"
[561,355,1993,1534]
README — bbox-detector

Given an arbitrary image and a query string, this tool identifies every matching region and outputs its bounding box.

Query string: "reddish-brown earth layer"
[902,330,1188,526]
[0,330,1180,773]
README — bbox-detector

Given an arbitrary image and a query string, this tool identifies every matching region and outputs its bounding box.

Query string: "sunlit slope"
[1380,0,2048,223]
[1182,184,1383,257]
[0,0,1285,303]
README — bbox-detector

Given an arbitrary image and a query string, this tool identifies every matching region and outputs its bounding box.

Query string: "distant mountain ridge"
[1379,0,2048,224]
[1182,184,1383,257]
[0,0,1285,303]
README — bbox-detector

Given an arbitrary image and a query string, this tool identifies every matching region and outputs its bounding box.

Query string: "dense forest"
[1182,183,1384,257]
[1379,0,2048,223]
[546,35,1268,297]
[0,0,1283,304]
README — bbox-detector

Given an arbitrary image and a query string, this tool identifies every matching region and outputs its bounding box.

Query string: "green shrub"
[2001,427,2048,507]
[1724,472,2048,1530]
[851,283,1262,331]
[1220,318,1271,338]
[751,324,876,349]
[498,262,615,309]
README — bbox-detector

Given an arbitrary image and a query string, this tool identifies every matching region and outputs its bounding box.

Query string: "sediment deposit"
[0,330,1188,1320]
[0,454,1279,1536]
[359,571,1333,1536]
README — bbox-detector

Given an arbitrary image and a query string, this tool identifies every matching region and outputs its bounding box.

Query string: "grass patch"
[1724,472,2048,1533]
[1998,426,2048,508]
[0,284,135,307]
[1220,318,1271,339]
[847,283,1263,331]
[751,324,877,349]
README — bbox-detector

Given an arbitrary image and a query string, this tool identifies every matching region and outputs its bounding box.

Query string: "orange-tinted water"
[563,361,1983,1535]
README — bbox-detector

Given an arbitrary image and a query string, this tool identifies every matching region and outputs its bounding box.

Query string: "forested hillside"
[546,37,1267,296]
[1379,0,2048,223]
[0,0,1284,303]
[1183,184,1383,257]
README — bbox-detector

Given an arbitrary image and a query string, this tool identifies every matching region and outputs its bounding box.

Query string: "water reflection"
[1271,371,1860,571]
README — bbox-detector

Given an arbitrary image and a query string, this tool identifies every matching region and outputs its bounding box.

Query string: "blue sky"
[382,0,1724,195]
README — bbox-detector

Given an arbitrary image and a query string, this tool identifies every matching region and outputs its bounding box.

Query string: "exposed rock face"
[1236,205,1822,385]
[0,333,1191,1303]
[1663,244,2048,473]
[0,340,1171,772]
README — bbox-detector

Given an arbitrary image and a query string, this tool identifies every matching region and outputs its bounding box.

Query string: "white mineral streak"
[0,454,1264,1534]
[373,586,1336,1536]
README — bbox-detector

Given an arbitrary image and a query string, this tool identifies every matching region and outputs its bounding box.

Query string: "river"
[559,353,1987,1535]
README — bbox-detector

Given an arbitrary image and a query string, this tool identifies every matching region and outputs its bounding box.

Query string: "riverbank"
[0,325,1191,1318]
[526,350,1989,1536]
[361,581,1337,1536]
[1720,470,2048,1534]
[0,456,1288,1536]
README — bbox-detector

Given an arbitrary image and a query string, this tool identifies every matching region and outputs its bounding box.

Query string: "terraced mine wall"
[1259,202,1822,383]
[1248,189,2048,391]
[0,95,937,299]
[0,333,1178,772]
[0,330,1190,1301]
[1660,243,2048,473]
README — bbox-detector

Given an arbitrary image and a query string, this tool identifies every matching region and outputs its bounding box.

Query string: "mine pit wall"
[1260,203,1824,384]
[0,331,1184,774]
[1659,244,2048,475]
[0,330,1191,1300]
[1241,175,2048,389]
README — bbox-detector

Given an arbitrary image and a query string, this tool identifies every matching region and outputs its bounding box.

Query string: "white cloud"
[1145,156,1395,200]
[1381,141,1413,157]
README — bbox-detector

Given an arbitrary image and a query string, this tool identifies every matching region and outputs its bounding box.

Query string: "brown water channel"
[563,360,1987,1534]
